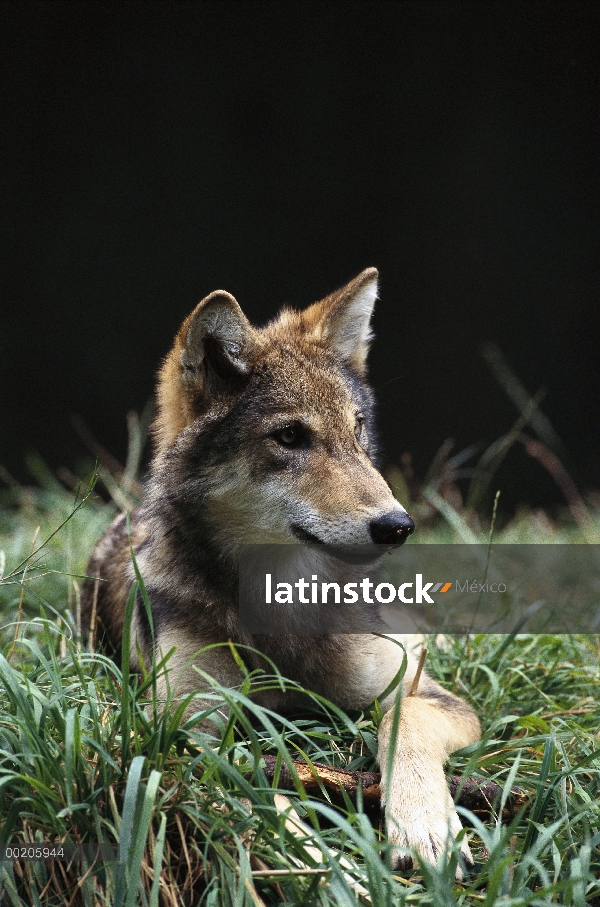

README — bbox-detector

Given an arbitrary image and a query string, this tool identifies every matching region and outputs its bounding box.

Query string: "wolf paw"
[386,797,473,879]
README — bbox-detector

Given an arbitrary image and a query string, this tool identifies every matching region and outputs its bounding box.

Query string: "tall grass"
[1,466,599,906]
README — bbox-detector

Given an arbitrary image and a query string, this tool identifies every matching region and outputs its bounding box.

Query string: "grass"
[0,461,599,906]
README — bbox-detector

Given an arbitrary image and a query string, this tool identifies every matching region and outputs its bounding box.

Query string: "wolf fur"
[82,268,480,874]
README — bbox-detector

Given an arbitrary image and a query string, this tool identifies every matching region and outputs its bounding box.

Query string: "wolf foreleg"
[378,690,480,878]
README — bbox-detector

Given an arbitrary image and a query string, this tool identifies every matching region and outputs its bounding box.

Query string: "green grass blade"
[125,769,162,907]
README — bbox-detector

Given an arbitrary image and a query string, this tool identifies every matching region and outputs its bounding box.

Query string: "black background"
[1,1,598,512]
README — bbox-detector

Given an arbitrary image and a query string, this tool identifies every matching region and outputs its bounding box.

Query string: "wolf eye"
[274,425,302,447]
[355,417,365,441]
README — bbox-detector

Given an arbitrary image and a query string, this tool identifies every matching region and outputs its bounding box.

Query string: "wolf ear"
[306,268,378,375]
[180,290,257,385]
[155,290,258,448]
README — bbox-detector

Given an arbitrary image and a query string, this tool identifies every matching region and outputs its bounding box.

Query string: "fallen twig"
[273,793,371,900]
[255,756,528,822]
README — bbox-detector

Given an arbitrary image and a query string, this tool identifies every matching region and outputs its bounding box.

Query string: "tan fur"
[81,268,480,876]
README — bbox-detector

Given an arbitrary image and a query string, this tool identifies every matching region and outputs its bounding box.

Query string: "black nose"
[369,511,415,546]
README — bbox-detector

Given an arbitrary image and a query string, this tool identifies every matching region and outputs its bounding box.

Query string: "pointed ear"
[180,290,257,384]
[155,290,258,449]
[305,268,378,375]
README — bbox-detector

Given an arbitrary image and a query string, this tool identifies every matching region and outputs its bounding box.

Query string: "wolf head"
[149,269,414,555]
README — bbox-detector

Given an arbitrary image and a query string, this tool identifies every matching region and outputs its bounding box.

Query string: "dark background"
[1,0,598,512]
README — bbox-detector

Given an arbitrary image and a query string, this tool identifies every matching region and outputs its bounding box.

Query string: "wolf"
[82,268,480,874]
